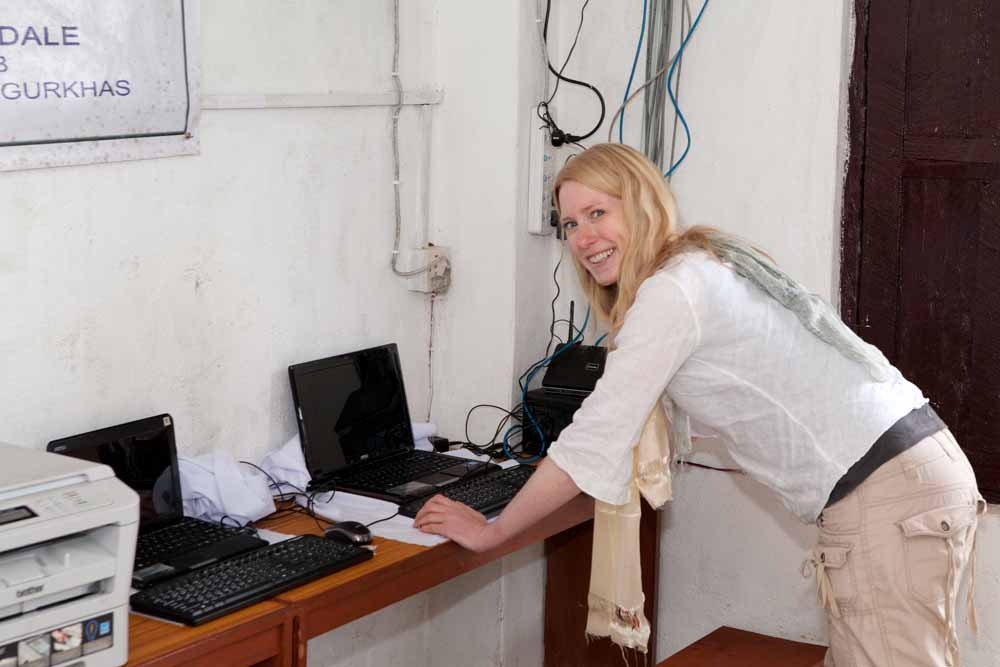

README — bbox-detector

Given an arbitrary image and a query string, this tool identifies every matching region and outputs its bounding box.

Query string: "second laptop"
[289,343,496,503]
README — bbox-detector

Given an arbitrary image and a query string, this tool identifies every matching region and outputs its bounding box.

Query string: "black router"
[541,302,607,396]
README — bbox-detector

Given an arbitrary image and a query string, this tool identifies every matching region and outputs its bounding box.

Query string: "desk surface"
[126,495,595,667]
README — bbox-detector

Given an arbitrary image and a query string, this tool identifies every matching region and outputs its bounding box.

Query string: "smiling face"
[558,180,628,286]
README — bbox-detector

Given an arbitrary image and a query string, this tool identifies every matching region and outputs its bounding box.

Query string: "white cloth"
[548,252,927,522]
[259,434,312,492]
[412,422,437,451]
[178,451,276,525]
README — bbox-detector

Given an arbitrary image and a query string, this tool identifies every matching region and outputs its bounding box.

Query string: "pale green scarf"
[669,232,895,458]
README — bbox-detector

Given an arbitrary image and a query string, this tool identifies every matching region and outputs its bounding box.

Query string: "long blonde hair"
[554,143,719,331]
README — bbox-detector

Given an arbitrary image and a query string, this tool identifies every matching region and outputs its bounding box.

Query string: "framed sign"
[0,0,200,171]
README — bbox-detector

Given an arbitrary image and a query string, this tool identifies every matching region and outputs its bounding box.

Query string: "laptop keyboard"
[333,450,462,492]
[398,465,535,519]
[130,535,373,625]
[136,517,244,570]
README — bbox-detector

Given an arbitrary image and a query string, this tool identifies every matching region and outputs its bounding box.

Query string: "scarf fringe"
[586,595,650,653]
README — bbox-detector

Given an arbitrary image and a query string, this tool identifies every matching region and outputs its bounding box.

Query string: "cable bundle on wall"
[608,0,710,177]
[642,0,674,170]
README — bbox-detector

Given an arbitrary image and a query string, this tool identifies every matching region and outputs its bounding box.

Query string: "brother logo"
[17,585,43,598]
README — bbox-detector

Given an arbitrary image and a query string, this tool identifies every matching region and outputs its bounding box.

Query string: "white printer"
[0,442,138,667]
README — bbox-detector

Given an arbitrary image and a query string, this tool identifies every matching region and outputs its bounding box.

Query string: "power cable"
[619,0,649,143]
[544,0,592,106]
[545,243,565,357]
[389,0,428,277]
[536,0,606,147]
[664,0,709,177]
[666,0,692,172]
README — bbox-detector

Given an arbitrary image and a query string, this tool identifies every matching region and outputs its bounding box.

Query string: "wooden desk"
[267,495,595,666]
[657,627,826,666]
[125,495,596,667]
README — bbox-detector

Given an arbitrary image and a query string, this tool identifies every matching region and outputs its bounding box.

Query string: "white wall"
[0,1,545,665]
[544,1,1000,664]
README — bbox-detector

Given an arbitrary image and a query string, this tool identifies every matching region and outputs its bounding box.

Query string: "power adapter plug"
[428,436,450,452]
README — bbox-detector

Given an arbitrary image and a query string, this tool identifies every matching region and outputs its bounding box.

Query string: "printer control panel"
[33,487,110,517]
[1,487,112,531]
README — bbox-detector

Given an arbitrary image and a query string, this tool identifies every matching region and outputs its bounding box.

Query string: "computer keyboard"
[333,450,464,491]
[398,465,534,518]
[135,517,244,570]
[130,535,373,625]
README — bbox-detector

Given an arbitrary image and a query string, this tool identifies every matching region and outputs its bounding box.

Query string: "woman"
[414,143,984,665]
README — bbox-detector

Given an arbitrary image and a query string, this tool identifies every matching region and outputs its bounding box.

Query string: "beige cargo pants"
[812,430,986,667]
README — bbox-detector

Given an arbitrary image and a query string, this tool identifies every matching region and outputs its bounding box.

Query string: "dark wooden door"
[842,0,1000,501]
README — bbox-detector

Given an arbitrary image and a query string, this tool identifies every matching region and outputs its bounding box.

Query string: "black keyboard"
[130,535,373,625]
[398,465,534,518]
[136,517,244,570]
[333,450,464,491]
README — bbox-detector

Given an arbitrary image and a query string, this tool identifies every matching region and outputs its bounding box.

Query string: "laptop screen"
[47,414,183,529]
[289,343,415,479]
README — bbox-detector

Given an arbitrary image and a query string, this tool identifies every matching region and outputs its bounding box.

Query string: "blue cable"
[505,307,591,462]
[664,0,710,178]
[619,0,649,143]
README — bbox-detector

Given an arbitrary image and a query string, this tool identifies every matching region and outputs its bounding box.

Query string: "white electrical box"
[526,123,555,236]
[405,246,451,294]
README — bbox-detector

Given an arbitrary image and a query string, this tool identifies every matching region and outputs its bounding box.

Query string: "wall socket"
[406,245,451,294]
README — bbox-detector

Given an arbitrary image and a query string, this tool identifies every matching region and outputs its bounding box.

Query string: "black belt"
[825,403,946,508]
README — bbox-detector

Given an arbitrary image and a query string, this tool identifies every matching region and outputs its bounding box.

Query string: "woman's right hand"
[412,495,502,552]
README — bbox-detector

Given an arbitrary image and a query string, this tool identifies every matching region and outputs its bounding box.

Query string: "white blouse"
[547,252,927,523]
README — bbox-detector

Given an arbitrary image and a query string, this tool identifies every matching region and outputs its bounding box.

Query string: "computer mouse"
[324,520,373,546]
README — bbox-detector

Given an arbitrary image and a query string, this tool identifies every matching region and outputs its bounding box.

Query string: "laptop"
[47,414,267,588]
[289,343,497,502]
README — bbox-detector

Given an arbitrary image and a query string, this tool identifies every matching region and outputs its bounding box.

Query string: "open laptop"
[47,414,266,588]
[289,343,497,502]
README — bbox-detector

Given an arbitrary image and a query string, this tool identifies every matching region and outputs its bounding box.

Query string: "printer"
[0,442,138,667]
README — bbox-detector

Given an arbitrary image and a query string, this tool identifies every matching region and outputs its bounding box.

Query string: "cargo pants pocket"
[899,503,979,665]
[899,504,977,605]
[810,543,857,617]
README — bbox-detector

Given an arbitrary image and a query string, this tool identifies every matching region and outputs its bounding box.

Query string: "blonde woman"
[415,143,984,665]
